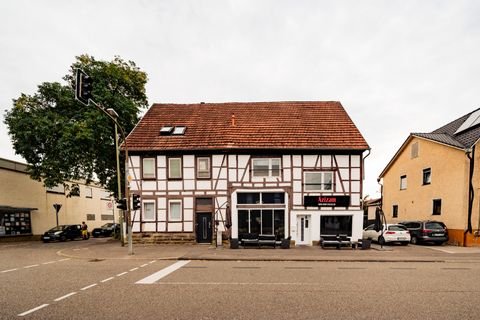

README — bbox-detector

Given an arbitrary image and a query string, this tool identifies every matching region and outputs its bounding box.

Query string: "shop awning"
[0,206,38,213]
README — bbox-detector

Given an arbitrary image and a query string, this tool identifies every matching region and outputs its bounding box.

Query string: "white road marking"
[149,260,156,264]
[136,260,191,284]
[101,277,115,283]
[24,264,39,269]
[116,272,128,277]
[80,283,98,291]
[129,267,139,271]
[42,261,56,265]
[159,282,320,286]
[54,292,77,302]
[58,258,71,262]
[18,304,49,317]
[1,268,18,273]
[140,263,149,267]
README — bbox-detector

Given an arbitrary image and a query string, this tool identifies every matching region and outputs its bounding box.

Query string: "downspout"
[464,146,475,246]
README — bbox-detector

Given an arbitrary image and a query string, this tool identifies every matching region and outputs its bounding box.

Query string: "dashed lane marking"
[136,260,191,284]
[130,267,139,271]
[54,292,77,302]
[101,277,115,283]
[1,268,18,273]
[116,272,128,277]
[18,304,49,317]
[24,264,39,269]
[80,283,97,291]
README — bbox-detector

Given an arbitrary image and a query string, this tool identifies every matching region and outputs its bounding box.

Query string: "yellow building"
[0,158,117,240]
[379,109,480,247]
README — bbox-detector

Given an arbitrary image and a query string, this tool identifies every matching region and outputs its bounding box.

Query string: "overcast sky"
[1,0,479,197]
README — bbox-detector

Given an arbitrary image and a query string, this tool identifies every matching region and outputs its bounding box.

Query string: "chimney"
[231,114,236,127]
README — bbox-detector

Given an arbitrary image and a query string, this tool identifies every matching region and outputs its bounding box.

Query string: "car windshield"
[388,225,407,231]
[101,223,113,228]
[426,222,445,229]
[49,225,67,231]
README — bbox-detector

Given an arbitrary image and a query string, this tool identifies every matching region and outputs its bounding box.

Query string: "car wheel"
[378,236,385,245]
[60,235,66,242]
[42,239,49,243]
[410,236,418,245]
[401,242,409,246]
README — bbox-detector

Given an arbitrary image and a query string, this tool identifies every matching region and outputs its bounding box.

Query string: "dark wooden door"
[196,213,212,243]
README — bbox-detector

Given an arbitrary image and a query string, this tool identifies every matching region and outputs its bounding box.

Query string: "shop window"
[142,157,156,179]
[320,215,352,236]
[237,192,285,204]
[237,209,285,238]
[197,157,211,179]
[0,212,32,235]
[168,200,182,221]
[168,157,182,179]
[400,175,407,190]
[143,201,155,220]
[304,171,333,191]
[252,158,281,177]
[423,168,431,185]
[433,199,442,215]
[392,205,398,218]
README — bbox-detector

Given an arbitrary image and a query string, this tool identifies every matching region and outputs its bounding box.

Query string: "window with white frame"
[423,168,431,185]
[142,157,156,179]
[400,175,407,190]
[304,171,333,191]
[168,157,182,179]
[168,200,182,221]
[143,201,155,220]
[197,157,211,179]
[252,158,281,177]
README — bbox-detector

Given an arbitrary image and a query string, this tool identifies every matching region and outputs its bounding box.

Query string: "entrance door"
[296,215,311,245]
[196,213,212,243]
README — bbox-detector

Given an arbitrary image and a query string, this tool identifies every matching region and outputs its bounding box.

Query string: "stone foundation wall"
[131,232,196,245]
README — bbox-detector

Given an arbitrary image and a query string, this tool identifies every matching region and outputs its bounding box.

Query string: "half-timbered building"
[125,101,369,246]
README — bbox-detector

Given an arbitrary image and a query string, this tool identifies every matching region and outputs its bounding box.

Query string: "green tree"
[4,54,148,197]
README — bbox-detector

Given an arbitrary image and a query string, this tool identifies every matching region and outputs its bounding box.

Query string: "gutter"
[464,145,476,246]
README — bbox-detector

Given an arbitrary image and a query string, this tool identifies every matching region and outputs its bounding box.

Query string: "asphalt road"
[2,240,480,320]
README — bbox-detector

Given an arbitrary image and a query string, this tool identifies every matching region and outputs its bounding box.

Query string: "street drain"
[89,258,104,262]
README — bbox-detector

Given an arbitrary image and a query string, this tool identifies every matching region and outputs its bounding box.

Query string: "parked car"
[91,223,120,238]
[363,224,410,245]
[399,220,448,245]
[41,224,89,242]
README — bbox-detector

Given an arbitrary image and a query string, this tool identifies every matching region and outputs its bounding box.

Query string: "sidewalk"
[56,238,480,263]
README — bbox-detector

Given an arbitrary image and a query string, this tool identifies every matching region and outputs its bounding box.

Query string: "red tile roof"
[125,101,369,152]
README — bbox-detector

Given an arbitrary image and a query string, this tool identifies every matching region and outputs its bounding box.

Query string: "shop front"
[231,190,289,241]
[0,206,37,238]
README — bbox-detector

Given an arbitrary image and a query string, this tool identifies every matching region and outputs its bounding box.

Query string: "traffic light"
[116,198,127,210]
[75,68,93,105]
[132,194,141,211]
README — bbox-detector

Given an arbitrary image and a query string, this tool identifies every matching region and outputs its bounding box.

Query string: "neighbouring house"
[363,198,381,226]
[124,101,370,246]
[378,108,480,246]
[0,158,117,241]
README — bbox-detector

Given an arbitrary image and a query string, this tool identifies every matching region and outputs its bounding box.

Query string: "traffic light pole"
[93,102,134,255]
[75,69,133,255]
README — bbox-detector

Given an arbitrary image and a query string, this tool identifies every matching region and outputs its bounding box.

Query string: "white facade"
[129,153,364,245]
